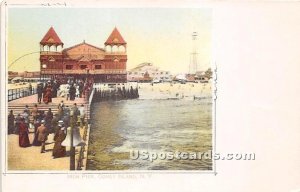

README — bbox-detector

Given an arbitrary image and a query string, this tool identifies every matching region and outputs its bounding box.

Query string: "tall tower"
[189,31,198,74]
[104,27,127,68]
[104,27,127,82]
[40,27,64,80]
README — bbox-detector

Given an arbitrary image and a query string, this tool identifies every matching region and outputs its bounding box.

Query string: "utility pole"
[70,117,75,170]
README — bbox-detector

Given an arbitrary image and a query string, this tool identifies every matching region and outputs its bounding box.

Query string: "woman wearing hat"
[43,85,52,104]
[19,118,30,147]
[52,121,66,158]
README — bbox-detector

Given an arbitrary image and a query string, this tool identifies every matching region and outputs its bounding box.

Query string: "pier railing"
[8,87,37,102]
[76,84,94,170]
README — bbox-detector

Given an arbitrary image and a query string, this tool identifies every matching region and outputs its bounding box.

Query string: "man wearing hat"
[36,120,48,153]
[37,82,43,104]
[32,119,41,146]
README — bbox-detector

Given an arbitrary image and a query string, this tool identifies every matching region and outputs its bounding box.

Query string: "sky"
[8,8,211,74]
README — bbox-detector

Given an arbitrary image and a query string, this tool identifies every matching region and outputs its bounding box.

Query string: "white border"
[1,1,216,175]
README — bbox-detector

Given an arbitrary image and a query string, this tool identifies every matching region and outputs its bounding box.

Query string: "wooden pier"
[7,82,138,171]
[7,93,91,170]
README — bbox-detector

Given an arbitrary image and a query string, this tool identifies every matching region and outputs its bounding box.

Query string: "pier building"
[39,27,127,83]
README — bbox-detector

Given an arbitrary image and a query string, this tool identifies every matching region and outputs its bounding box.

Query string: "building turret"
[40,27,64,79]
[40,26,64,52]
[104,27,127,53]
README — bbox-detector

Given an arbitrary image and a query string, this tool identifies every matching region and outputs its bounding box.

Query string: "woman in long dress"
[43,86,52,104]
[19,118,30,147]
[52,126,66,158]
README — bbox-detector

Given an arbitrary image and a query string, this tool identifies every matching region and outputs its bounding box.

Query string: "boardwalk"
[7,93,90,171]
[8,131,69,170]
[8,126,88,171]
[8,94,88,119]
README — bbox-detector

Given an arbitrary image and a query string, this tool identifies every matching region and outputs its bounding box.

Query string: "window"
[66,65,73,70]
[95,65,102,69]
[80,65,87,70]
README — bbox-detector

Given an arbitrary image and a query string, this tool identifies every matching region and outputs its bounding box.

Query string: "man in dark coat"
[36,120,48,153]
[37,83,43,104]
[79,82,84,98]
[8,110,15,134]
[45,108,54,133]
[14,114,22,134]
[71,103,79,125]
[28,83,32,95]
[69,84,76,101]
[32,119,41,146]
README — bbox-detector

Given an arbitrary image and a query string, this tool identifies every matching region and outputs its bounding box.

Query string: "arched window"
[44,45,50,51]
[49,45,56,52]
[119,45,126,52]
[112,45,118,52]
[57,45,62,52]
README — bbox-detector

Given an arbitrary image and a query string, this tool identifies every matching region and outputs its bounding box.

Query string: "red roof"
[40,27,63,45]
[105,27,126,45]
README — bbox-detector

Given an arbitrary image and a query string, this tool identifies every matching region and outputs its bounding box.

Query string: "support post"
[70,122,75,170]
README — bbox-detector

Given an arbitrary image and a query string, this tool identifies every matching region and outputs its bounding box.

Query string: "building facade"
[127,63,172,82]
[40,27,127,83]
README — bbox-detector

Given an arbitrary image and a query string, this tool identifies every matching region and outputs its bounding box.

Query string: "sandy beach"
[138,82,212,100]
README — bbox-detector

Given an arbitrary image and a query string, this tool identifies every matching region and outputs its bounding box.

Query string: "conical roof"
[40,27,63,45]
[105,27,126,45]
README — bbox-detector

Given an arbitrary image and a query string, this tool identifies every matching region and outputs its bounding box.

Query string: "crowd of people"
[8,102,86,158]
[36,78,92,104]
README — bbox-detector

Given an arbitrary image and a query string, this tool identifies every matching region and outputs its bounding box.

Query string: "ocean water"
[87,99,212,170]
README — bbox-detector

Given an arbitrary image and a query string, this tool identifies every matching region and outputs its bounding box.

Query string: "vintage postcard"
[2,1,300,192]
[3,5,214,172]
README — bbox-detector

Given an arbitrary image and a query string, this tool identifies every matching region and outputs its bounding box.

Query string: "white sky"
[8,8,212,74]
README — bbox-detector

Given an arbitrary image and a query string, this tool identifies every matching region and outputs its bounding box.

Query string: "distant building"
[8,71,40,80]
[127,63,172,82]
[8,71,19,79]
[22,71,40,78]
[39,26,127,83]
[195,68,212,80]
